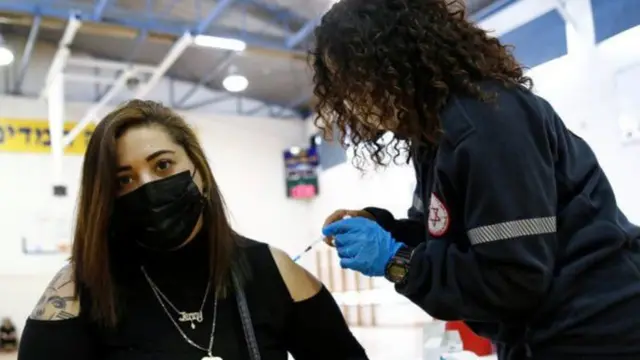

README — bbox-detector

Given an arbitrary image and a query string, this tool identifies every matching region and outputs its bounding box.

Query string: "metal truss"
[0,0,318,118]
[172,89,305,119]
[0,0,318,53]
[0,0,540,119]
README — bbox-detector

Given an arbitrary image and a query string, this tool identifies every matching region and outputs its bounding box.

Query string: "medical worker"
[311,1,640,359]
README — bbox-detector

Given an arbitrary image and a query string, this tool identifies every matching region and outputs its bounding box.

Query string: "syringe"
[292,215,349,262]
[292,238,325,262]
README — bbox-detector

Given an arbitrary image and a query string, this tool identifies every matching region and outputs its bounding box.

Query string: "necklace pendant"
[191,322,196,330]
[179,312,188,322]
[202,357,222,360]
[179,312,202,323]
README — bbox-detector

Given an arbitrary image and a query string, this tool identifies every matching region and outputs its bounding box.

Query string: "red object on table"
[445,321,493,356]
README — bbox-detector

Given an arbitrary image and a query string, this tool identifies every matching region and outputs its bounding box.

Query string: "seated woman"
[0,317,17,352]
[18,100,367,360]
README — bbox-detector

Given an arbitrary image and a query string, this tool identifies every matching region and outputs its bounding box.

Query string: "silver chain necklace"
[142,267,221,360]
[141,266,211,330]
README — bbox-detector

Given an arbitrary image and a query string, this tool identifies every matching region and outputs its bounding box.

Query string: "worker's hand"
[322,209,376,246]
[322,217,402,277]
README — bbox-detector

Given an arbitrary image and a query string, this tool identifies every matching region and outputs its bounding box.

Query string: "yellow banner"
[0,118,95,155]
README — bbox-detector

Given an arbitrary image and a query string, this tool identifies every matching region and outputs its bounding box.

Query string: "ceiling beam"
[285,16,320,49]
[13,14,41,93]
[0,5,306,61]
[93,0,111,20]
[134,32,194,99]
[175,51,236,107]
[194,0,237,34]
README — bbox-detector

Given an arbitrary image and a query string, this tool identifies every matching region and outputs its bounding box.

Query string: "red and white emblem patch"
[428,193,449,237]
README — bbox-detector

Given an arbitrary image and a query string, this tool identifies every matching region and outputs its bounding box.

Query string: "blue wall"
[499,9,568,68]
[592,0,640,43]
[499,0,640,67]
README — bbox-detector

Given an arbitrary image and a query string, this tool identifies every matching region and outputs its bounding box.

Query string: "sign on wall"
[0,118,95,155]
[284,146,319,199]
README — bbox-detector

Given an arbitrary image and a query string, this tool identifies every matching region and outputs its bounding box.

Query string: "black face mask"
[111,170,204,251]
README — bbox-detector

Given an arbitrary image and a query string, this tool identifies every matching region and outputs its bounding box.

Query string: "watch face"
[387,263,408,283]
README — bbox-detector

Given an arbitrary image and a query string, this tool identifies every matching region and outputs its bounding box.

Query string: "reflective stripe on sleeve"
[412,193,424,212]
[467,216,556,245]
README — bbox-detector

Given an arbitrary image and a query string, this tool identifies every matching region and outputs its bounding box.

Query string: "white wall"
[0,95,309,327]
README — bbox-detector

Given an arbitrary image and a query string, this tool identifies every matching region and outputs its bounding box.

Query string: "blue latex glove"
[322,217,402,277]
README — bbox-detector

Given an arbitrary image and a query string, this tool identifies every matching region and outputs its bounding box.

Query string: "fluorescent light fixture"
[194,35,246,52]
[222,74,248,92]
[0,46,14,67]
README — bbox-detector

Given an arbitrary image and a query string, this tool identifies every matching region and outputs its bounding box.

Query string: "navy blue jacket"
[366,83,640,360]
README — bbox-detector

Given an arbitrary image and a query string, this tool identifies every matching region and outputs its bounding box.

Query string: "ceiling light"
[289,146,301,155]
[222,74,248,93]
[0,46,14,67]
[193,35,246,52]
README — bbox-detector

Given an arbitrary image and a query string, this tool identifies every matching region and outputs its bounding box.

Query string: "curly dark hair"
[311,0,532,168]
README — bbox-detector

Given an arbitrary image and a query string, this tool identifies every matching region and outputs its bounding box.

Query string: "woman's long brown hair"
[72,99,237,327]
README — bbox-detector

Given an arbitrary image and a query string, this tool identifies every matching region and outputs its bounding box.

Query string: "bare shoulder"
[30,263,80,321]
[269,246,322,302]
